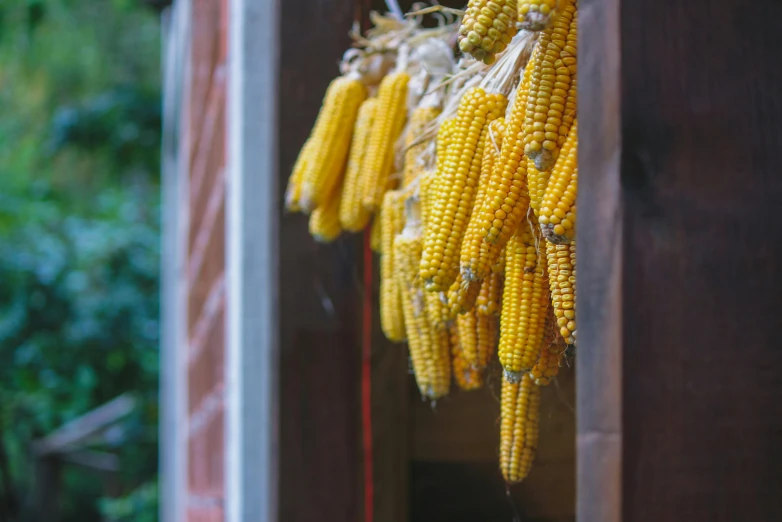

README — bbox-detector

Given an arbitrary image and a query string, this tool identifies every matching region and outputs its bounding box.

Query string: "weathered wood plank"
[617,0,782,520]
[576,0,622,520]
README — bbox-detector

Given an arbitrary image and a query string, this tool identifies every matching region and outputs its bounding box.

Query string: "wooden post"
[579,0,782,520]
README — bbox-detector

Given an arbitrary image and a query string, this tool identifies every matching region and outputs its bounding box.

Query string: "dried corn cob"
[309,186,343,242]
[297,76,367,213]
[450,323,483,390]
[476,272,503,316]
[529,308,565,385]
[458,0,519,65]
[425,290,452,332]
[285,138,312,212]
[460,117,506,283]
[396,215,451,400]
[362,71,410,212]
[539,121,577,244]
[547,240,576,345]
[500,373,541,483]
[498,220,549,382]
[457,305,498,368]
[479,60,534,255]
[403,106,441,187]
[370,214,382,253]
[517,0,557,30]
[446,273,482,318]
[339,98,378,231]
[379,190,407,342]
[523,0,577,171]
[421,88,507,291]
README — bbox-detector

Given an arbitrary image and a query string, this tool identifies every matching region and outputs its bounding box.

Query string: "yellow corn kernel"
[308,186,343,243]
[500,373,541,483]
[396,223,451,400]
[523,0,577,171]
[460,117,506,283]
[539,120,577,244]
[479,60,534,253]
[298,76,367,213]
[458,0,519,64]
[477,272,503,316]
[404,107,441,188]
[450,322,483,390]
[547,240,576,345]
[498,221,549,381]
[379,190,407,342]
[517,0,557,30]
[362,72,410,212]
[339,98,378,231]
[421,88,507,291]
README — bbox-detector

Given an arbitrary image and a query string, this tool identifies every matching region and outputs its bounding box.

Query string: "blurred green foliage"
[0,0,162,520]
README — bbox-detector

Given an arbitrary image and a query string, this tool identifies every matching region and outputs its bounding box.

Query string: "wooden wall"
[578,0,782,521]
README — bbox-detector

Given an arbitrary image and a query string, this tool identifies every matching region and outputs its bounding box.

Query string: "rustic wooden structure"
[161,0,782,520]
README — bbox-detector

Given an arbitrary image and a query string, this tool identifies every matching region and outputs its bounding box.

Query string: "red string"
[361,226,374,522]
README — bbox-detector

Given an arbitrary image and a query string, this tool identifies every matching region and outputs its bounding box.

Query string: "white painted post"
[160,1,191,521]
[226,0,280,520]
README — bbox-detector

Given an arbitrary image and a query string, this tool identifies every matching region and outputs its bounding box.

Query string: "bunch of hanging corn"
[284,1,580,486]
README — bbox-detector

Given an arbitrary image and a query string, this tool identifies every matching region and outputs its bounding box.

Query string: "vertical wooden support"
[227,0,280,521]
[577,0,621,521]
[579,0,782,520]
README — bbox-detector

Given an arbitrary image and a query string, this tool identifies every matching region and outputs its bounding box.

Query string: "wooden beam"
[576,0,622,521]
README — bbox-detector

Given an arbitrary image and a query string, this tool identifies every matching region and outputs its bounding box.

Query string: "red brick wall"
[186,0,228,520]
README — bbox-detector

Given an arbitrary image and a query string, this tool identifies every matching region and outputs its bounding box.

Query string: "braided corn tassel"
[450,323,483,390]
[298,76,367,213]
[460,117,506,283]
[498,221,549,382]
[479,61,534,255]
[396,221,451,400]
[379,190,407,342]
[403,107,441,187]
[547,240,576,345]
[362,72,409,212]
[523,0,577,171]
[458,0,518,65]
[477,272,503,316]
[309,187,343,243]
[539,121,577,244]
[500,373,541,483]
[517,0,557,30]
[339,98,378,231]
[421,88,507,291]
